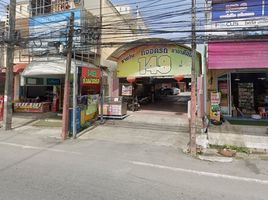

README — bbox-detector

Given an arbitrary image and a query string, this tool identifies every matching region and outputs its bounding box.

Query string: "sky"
[111,0,205,39]
[0,1,6,19]
[111,0,206,53]
[1,0,205,38]
[0,0,23,19]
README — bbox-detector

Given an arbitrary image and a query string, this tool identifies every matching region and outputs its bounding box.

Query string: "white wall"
[84,0,147,66]
[16,2,30,19]
[83,0,100,16]
[84,0,148,96]
[0,47,6,68]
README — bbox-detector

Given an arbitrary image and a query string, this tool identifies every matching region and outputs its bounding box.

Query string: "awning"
[208,41,268,69]
[14,63,28,73]
[22,57,97,77]
[107,38,201,78]
[0,63,28,73]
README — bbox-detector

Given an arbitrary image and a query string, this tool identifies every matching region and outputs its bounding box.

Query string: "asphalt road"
[0,125,268,200]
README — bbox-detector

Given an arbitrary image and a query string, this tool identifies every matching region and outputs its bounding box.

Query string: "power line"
[1,0,268,48]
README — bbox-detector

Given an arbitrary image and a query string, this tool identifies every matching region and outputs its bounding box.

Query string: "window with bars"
[31,0,78,16]
[31,0,52,16]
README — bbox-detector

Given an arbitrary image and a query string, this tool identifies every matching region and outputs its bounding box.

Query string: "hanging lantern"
[174,74,184,82]
[127,76,136,83]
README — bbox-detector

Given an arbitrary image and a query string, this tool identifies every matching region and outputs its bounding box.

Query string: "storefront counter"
[14,102,51,113]
[99,97,127,116]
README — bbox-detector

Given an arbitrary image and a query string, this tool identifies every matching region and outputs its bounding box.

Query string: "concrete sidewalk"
[2,109,268,163]
[1,113,268,163]
[0,116,36,129]
[124,111,189,127]
[0,113,189,151]
[0,112,59,129]
[82,108,191,150]
[208,121,268,150]
[79,123,189,150]
[0,112,62,144]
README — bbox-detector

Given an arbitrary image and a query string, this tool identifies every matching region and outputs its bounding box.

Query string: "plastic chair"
[258,107,268,118]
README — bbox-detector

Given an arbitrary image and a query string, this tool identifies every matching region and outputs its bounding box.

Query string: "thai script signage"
[214,18,268,28]
[117,45,201,78]
[81,67,101,85]
[14,102,50,113]
[47,78,61,85]
[212,0,264,21]
[210,92,221,122]
[29,9,81,54]
[121,84,133,96]
[211,92,221,105]
[26,78,44,85]
[210,0,268,30]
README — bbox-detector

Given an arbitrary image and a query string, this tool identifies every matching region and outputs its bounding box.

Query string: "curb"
[74,121,100,139]
[198,155,233,162]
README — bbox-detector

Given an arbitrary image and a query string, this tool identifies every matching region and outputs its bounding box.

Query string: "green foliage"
[223,145,250,154]
[209,144,250,154]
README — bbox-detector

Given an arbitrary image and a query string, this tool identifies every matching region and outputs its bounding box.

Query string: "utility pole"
[3,0,16,130]
[72,48,77,139]
[190,0,197,155]
[61,12,74,140]
[99,0,104,124]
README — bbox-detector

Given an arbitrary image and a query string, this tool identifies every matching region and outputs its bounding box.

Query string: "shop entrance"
[26,86,54,102]
[109,38,202,117]
[231,72,268,118]
[217,72,268,119]
[120,76,191,115]
[16,77,63,113]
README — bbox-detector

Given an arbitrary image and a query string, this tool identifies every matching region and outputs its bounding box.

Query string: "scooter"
[138,96,151,105]
[126,97,140,111]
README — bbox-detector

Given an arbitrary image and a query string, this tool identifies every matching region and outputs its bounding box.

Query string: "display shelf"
[238,83,254,115]
[99,96,127,116]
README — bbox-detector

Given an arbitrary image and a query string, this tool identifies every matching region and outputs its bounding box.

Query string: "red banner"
[81,67,101,86]
[0,96,4,121]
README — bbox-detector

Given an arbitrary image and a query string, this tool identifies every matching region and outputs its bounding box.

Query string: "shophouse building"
[0,20,5,96]
[206,0,268,121]
[83,0,148,97]
[1,0,147,114]
[0,0,30,100]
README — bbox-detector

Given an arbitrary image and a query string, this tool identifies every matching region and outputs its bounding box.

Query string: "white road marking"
[130,161,268,185]
[0,141,81,155]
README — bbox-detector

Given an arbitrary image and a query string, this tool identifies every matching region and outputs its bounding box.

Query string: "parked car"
[161,87,180,95]
[172,87,180,95]
[161,88,173,95]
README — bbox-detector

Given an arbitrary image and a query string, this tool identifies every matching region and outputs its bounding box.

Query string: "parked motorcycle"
[125,96,140,111]
[138,96,151,105]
